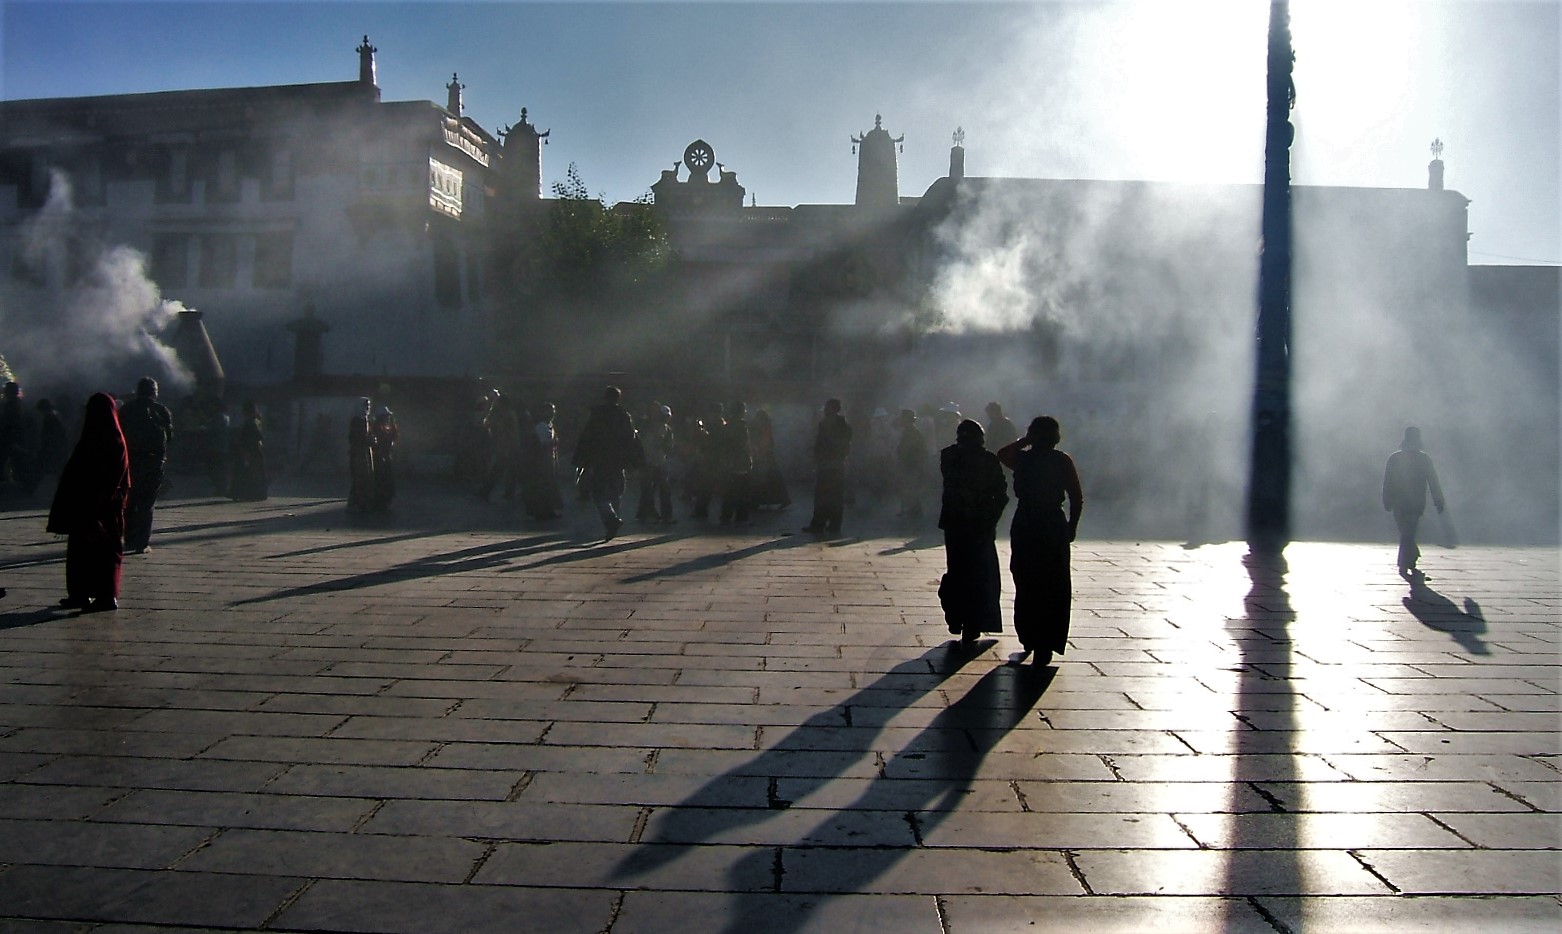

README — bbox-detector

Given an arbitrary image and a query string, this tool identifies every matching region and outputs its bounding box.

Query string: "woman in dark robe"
[938,419,1009,644]
[749,409,791,509]
[47,392,131,613]
[996,416,1084,665]
[228,401,268,501]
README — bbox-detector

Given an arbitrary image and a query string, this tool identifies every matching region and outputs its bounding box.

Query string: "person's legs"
[1394,508,1422,571]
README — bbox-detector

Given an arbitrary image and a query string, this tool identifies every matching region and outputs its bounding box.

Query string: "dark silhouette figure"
[894,408,928,520]
[346,398,376,513]
[1382,426,1445,577]
[748,408,790,510]
[996,416,1083,665]
[228,401,268,501]
[0,380,30,490]
[32,398,68,491]
[371,406,399,511]
[478,394,523,502]
[636,404,676,524]
[984,400,1019,451]
[118,377,173,553]
[939,419,1009,643]
[717,401,753,525]
[524,402,562,520]
[803,398,852,535]
[572,386,640,540]
[47,393,130,613]
[688,407,721,520]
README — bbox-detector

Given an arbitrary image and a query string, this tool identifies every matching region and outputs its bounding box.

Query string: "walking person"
[1382,426,1445,578]
[524,402,562,520]
[118,377,173,554]
[803,398,852,535]
[749,409,791,510]
[572,386,640,540]
[996,416,1083,666]
[938,419,1009,644]
[47,392,131,613]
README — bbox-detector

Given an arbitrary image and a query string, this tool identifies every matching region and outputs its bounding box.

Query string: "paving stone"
[1175,811,1469,849]
[0,865,302,927]
[941,894,1275,932]
[0,818,211,869]
[1359,848,1562,894]
[274,879,618,933]
[1429,811,1562,848]
[93,788,378,832]
[612,890,942,934]
[362,799,640,842]
[1072,848,1394,895]
[1252,894,1562,931]
[177,827,487,882]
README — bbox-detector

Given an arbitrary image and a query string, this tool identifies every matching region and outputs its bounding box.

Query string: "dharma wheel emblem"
[683,139,715,179]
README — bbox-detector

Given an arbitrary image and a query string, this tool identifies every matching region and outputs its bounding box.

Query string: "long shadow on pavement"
[1403,574,1490,655]
[613,645,1054,932]
[1223,550,1301,929]
[230,533,574,605]
[618,534,812,583]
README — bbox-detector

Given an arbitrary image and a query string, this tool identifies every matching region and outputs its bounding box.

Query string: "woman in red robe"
[47,393,130,613]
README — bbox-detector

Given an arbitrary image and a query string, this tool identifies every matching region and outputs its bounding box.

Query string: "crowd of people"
[7,374,1449,669]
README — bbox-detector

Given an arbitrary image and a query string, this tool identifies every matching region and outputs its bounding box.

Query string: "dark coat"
[938,441,1008,535]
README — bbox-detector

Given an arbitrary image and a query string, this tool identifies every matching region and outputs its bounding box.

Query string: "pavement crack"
[752,726,764,750]
[1246,895,1296,934]
[840,706,854,727]
[261,880,317,931]
[643,749,660,774]
[443,699,466,717]
[349,800,387,832]
[961,729,979,753]
[1098,754,1126,781]
[1424,812,1481,847]
[414,742,447,766]
[628,806,652,844]
[770,847,786,893]
[1248,782,1288,812]
[1487,781,1543,811]
[904,810,925,845]
[1166,731,1201,754]
[599,891,627,934]
[462,842,498,883]
[1122,692,1145,710]
[1009,780,1032,813]
[1062,849,1095,895]
[642,702,658,724]
[874,751,888,779]
[1170,814,1206,848]
[536,722,556,745]
[505,771,535,802]
[1348,850,1402,893]
[559,682,580,701]
[934,894,954,934]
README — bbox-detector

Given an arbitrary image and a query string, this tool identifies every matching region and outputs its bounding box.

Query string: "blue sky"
[2,1,1557,264]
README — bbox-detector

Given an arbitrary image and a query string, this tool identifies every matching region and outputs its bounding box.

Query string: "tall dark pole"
[1247,1,1295,553]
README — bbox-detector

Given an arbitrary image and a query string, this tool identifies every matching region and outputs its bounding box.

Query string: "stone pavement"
[0,487,1557,933]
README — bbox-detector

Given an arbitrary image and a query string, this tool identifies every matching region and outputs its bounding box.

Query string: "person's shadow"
[613,648,1054,934]
[1404,572,1490,655]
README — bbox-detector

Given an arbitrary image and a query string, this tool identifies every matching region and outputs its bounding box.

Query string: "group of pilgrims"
[451,385,1085,666]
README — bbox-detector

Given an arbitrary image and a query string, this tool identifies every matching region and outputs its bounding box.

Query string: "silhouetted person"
[47,393,130,613]
[997,416,1083,665]
[119,377,173,554]
[371,406,399,511]
[228,401,268,501]
[0,380,34,491]
[637,404,676,524]
[718,401,754,525]
[749,409,790,510]
[32,398,68,492]
[895,408,929,520]
[573,386,640,539]
[525,402,562,520]
[689,403,725,520]
[984,401,1019,451]
[479,394,522,502]
[804,398,852,535]
[939,419,1009,644]
[1383,426,1445,577]
[346,398,375,513]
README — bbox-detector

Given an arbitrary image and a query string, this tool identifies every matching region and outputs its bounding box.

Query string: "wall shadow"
[1223,550,1301,929]
[613,648,1053,934]
[1403,574,1490,655]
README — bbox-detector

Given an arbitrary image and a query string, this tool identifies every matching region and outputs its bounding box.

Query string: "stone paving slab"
[0,491,1558,931]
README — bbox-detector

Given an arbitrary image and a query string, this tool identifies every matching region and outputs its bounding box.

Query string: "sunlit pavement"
[0,488,1557,933]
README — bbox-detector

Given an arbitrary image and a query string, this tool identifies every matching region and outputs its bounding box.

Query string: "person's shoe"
[1034,650,1053,666]
[59,596,88,609]
[605,517,623,540]
[82,598,117,613]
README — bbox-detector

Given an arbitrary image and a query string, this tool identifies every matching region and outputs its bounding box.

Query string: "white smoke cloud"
[1,169,193,394]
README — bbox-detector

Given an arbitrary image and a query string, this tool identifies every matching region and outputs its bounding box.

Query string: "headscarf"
[47,393,131,538]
